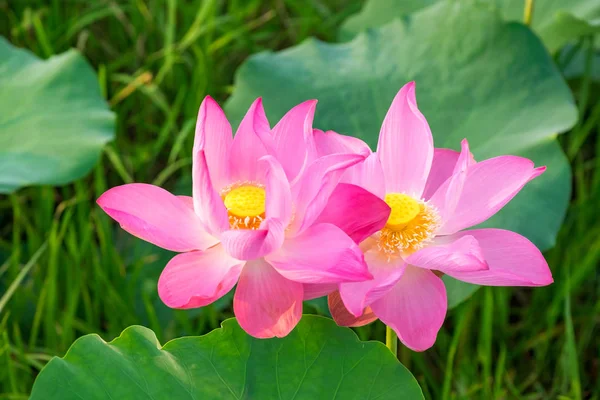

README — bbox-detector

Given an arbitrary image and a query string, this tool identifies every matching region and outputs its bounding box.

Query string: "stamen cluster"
[376,198,440,258]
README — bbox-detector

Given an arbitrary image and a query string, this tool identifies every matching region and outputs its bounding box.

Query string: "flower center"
[384,193,421,229]
[222,185,266,230]
[376,193,439,257]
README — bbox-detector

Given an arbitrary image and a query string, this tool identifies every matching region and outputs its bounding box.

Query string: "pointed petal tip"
[199,95,222,112]
[248,97,264,113]
[96,192,108,208]
[404,81,417,101]
[532,166,547,179]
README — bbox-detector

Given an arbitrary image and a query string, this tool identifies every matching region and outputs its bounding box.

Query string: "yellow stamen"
[377,193,439,257]
[222,184,266,230]
[384,193,420,229]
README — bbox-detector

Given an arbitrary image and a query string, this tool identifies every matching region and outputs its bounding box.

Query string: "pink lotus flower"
[97,96,389,338]
[314,82,553,351]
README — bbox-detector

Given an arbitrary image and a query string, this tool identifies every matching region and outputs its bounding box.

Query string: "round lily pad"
[340,0,600,52]
[0,37,114,193]
[30,316,423,399]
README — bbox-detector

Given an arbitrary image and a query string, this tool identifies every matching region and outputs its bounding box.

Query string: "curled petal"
[291,153,365,234]
[267,223,371,284]
[158,245,243,308]
[220,218,285,260]
[328,291,378,327]
[407,235,488,273]
[234,259,303,338]
[314,183,389,244]
[371,266,447,352]
[377,81,433,197]
[97,183,217,252]
[338,250,406,317]
[444,229,553,286]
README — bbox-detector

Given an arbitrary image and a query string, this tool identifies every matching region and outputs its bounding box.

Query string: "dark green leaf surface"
[30,316,423,400]
[225,0,577,307]
[339,0,600,50]
[0,37,114,193]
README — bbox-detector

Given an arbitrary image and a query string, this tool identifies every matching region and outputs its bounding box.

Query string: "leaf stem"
[386,325,398,357]
[523,0,534,26]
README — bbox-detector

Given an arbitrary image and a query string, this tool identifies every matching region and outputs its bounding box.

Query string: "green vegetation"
[1,0,598,398]
[30,316,423,399]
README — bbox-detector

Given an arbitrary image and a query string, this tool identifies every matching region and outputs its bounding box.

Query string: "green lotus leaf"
[30,316,423,400]
[225,0,576,307]
[542,12,600,53]
[339,0,600,52]
[0,37,114,193]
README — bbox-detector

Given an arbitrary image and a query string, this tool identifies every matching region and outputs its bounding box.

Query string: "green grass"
[1,0,599,398]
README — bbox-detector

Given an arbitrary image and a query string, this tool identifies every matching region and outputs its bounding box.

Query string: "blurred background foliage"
[0,0,599,399]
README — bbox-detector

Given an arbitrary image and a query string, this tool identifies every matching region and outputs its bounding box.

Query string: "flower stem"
[523,0,534,26]
[386,325,398,357]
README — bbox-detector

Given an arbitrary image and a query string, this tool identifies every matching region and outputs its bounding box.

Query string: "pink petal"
[371,266,447,352]
[422,149,459,200]
[97,184,217,252]
[291,152,365,234]
[177,195,195,210]
[314,183,390,244]
[429,139,472,223]
[193,96,232,191]
[229,98,271,183]
[157,245,243,308]
[313,129,371,157]
[303,283,338,300]
[266,223,371,283]
[377,82,433,197]
[270,100,318,182]
[192,150,229,236]
[437,156,546,235]
[338,250,406,317]
[261,156,292,224]
[341,153,386,198]
[444,229,553,286]
[328,291,378,327]
[234,258,303,338]
[406,235,488,272]
[423,145,477,200]
[220,218,285,261]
